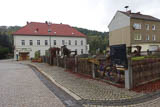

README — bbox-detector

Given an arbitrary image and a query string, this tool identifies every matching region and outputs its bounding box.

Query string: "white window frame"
[62,40,65,45]
[53,40,56,45]
[152,35,156,41]
[75,40,77,45]
[45,40,48,46]
[68,40,71,45]
[21,40,25,46]
[37,40,40,45]
[133,23,141,29]
[29,40,33,46]
[146,35,150,41]
[152,25,156,30]
[81,40,83,45]
[81,49,83,54]
[134,33,142,40]
[145,24,149,30]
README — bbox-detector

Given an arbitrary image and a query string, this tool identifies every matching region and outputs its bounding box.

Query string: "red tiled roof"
[119,11,160,22]
[13,22,86,37]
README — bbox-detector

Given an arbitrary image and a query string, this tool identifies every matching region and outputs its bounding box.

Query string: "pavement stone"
[28,62,144,101]
[19,61,160,106]
[0,60,65,107]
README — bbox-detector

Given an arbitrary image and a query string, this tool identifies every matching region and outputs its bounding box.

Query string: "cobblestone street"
[31,62,144,101]
[3,60,160,107]
[0,60,65,107]
[26,61,160,107]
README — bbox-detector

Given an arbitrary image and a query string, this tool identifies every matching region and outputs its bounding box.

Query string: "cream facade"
[108,11,160,51]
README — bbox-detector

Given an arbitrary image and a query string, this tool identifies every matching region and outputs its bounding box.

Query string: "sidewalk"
[22,61,144,101]
[17,61,160,106]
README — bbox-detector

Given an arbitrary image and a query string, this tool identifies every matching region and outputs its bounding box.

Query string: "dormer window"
[133,23,141,29]
[35,28,39,33]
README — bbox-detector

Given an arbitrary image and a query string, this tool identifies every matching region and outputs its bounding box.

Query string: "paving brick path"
[17,61,160,106]
[30,62,144,101]
[0,60,65,107]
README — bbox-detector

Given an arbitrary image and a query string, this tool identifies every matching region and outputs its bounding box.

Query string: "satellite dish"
[124,6,129,11]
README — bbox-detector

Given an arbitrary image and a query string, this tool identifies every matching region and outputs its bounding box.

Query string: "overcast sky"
[1,0,160,32]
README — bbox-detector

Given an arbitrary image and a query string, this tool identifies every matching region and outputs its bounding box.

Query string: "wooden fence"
[41,55,160,89]
[132,58,160,87]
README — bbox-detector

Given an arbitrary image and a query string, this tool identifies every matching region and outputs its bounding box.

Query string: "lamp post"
[48,28,52,64]
[48,29,51,48]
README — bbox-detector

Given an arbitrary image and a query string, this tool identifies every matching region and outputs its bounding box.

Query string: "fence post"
[75,55,78,72]
[92,63,95,78]
[64,55,67,69]
[57,55,59,67]
[125,56,133,89]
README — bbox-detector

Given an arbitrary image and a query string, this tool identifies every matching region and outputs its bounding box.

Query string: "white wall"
[108,11,130,32]
[14,35,88,60]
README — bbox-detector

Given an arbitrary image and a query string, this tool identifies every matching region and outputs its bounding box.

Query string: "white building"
[13,22,89,60]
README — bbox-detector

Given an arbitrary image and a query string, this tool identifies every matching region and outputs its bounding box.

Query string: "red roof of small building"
[13,22,86,37]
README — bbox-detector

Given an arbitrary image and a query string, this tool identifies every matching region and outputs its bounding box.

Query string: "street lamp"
[48,28,52,64]
[48,29,51,48]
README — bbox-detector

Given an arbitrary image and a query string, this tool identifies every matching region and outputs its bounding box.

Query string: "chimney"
[127,10,131,14]
[36,28,39,32]
[136,12,141,14]
[45,21,48,24]
[26,21,29,25]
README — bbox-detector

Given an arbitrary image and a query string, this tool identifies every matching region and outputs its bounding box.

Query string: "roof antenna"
[124,6,129,12]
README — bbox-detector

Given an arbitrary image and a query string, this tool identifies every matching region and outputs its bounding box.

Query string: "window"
[21,40,25,46]
[45,40,48,45]
[62,40,65,45]
[152,25,156,30]
[81,49,83,54]
[145,24,149,30]
[75,49,77,52]
[81,40,83,45]
[37,40,40,45]
[134,33,142,40]
[75,40,77,45]
[53,40,56,45]
[152,35,156,41]
[69,40,71,45]
[133,23,141,29]
[146,35,150,41]
[29,40,33,46]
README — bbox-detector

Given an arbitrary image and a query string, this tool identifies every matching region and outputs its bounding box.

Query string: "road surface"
[0,60,66,107]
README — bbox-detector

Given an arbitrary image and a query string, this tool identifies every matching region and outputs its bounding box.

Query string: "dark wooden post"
[56,55,59,67]
[64,55,67,69]
[92,63,95,78]
[75,55,78,72]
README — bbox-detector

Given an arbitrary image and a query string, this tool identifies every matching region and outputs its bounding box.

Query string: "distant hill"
[0,26,21,35]
[74,27,109,54]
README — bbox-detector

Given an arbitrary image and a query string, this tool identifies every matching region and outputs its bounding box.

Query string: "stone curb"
[28,63,82,101]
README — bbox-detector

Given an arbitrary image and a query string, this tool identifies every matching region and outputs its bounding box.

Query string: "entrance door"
[19,52,29,60]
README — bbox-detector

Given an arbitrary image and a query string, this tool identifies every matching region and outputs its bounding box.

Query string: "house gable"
[108,11,130,32]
